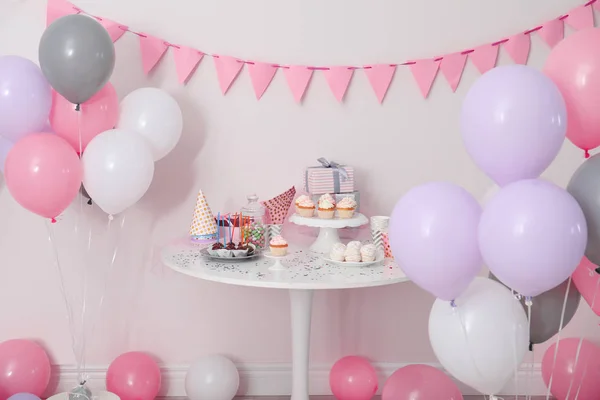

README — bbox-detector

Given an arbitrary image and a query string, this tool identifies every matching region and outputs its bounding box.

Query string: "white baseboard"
[48,362,546,397]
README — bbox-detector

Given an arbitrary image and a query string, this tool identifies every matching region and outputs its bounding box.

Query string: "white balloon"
[185,355,239,400]
[82,129,154,215]
[428,277,528,396]
[117,87,183,161]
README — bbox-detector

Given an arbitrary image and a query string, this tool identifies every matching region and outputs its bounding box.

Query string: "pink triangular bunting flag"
[440,53,467,92]
[504,34,531,65]
[470,45,498,74]
[323,67,354,102]
[214,56,244,95]
[248,62,278,100]
[566,5,594,31]
[47,0,77,27]
[139,34,168,74]
[409,59,439,98]
[364,64,396,103]
[595,1,600,11]
[538,19,564,48]
[173,46,203,84]
[100,19,126,43]
[283,66,313,103]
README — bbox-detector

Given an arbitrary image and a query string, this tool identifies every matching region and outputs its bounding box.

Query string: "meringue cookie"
[330,243,346,261]
[360,244,377,262]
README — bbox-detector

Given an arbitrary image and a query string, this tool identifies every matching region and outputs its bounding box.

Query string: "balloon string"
[545,276,575,400]
[510,290,520,400]
[570,274,600,400]
[45,221,78,365]
[76,203,94,385]
[526,300,532,400]
[455,305,490,395]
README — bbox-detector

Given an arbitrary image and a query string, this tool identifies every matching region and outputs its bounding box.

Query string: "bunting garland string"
[47,0,597,103]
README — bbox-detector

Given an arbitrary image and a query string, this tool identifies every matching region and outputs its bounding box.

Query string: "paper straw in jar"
[231,214,236,242]
[216,212,220,243]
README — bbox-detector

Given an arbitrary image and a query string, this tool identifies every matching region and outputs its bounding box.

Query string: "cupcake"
[330,243,346,261]
[269,235,288,256]
[318,194,336,219]
[295,195,316,217]
[344,245,362,262]
[360,244,377,262]
[337,197,357,219]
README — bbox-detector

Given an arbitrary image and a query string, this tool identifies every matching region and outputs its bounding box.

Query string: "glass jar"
[240,194,267,249]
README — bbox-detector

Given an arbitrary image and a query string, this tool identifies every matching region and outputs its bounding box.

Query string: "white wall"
[0,0,598,395]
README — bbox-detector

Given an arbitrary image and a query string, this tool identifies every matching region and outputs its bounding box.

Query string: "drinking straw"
[231,213,236,243]
[216,212,220,243]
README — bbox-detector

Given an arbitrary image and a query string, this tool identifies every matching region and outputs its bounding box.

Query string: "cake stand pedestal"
[289,213,368,254]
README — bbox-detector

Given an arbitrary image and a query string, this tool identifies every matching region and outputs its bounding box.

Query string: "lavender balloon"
[479,179,587,297]
[8,394,41,400]
[0,56,52,142]
[461,65,567,186]
[389,182,483,301]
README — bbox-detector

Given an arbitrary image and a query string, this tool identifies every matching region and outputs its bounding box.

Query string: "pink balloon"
[389,182,482,301]
[542,338,600,400]
[382,365,463,400]
[544,28,600,155]
[50,83,118,153]
[479,179,587,297]
[572,257,600,316]
[106,352,161,400]
[329,356,378,400]
[5,134,82,220]
[0,339,51,400]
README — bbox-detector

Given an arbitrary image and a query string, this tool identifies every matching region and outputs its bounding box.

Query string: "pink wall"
[0,0,598,372]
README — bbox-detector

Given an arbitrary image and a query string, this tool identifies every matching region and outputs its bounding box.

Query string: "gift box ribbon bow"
[317,157,349,181]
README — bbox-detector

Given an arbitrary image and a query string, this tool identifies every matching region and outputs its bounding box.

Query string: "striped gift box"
[303,165,355,195]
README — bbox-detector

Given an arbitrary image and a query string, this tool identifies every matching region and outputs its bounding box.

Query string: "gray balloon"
[39,15,115,105]
[568,154,600,265]
[490,273,580,344]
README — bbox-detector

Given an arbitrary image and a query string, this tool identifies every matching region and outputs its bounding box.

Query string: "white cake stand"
[289,213,368,254]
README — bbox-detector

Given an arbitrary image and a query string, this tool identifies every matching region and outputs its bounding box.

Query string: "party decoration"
[461,65,566,186]
[50,83,119,153]
[189,189,218,242]
[262,186,296,225]
[116,88,183,161]
[46,0,77,27]
[173,45,204,84]
[100,19,127,43]
[248,62,278,100]
[490,274,580,344]
[382,364,463,400]
[0,56,52,142]
[365,64,396,103]
[544,28,600,155]
[479,179,587,297]
[7,394,41,400]
[389,182,482,301]
[47,0,595,103]
[538,19,564,48]
[184,355,239,400]
[0,137,14,173]
[542,338,600,400]
[106,352,161,400]
[429,277,528,396]
[572,257,600,316]
[139,34,168,75]
[5,133,82,220]
[323,67,354,102]
[329,356,378,400]
[82,129,155,216]
[567,154,600,265]
[39,14,115,105]
[0,339,51,400]
[409,59,439,98]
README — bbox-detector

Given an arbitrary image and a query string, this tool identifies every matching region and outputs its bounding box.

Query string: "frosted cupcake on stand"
[317,194,336,219]
[295,195,316,217]
[337,197,357,219]
[269,235,289,256]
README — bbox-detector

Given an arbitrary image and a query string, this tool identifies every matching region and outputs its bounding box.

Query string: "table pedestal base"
[309,227,340,254]
[289,289,314,400]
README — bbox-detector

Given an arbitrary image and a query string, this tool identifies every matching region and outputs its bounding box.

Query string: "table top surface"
[161,240,409,290]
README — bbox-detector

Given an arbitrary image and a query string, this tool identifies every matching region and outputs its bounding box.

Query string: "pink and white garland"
[48,0,596,103]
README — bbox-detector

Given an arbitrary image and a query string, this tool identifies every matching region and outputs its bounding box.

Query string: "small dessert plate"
[200,248,260,262]
[321,252,384,267]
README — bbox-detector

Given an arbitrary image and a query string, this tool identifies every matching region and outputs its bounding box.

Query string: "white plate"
[200,248,260,262]
[322,252,384,267]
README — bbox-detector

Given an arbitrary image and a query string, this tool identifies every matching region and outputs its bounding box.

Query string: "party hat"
[262,186,296,224]
[189,190,217,242]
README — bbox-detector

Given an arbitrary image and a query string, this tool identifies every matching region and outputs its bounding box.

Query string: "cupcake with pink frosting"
[269,235,289,256]
[318,194,336,219]
[295,195,315,217]
[337,197,357,219]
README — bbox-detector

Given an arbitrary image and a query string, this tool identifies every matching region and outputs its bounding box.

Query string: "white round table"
[161,240,408,400]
